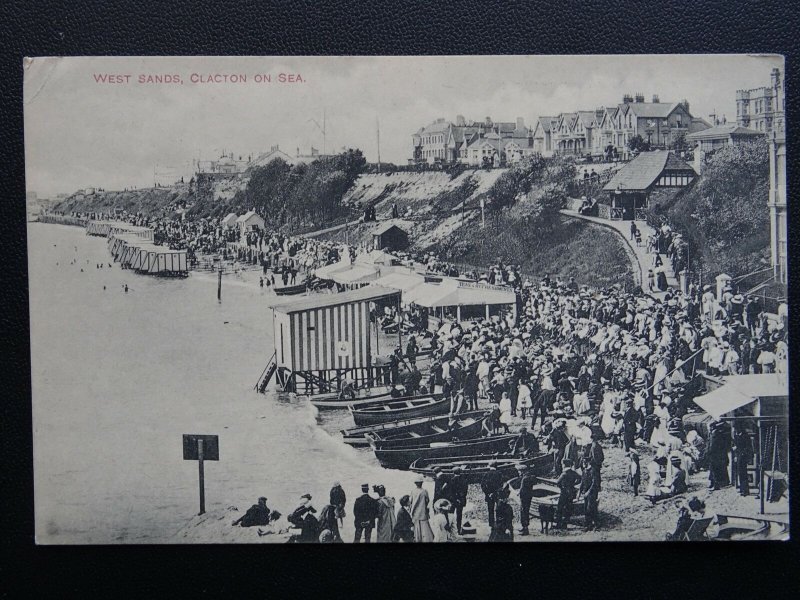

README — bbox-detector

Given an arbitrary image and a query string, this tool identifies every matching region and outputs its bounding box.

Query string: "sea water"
[28,223,416,543]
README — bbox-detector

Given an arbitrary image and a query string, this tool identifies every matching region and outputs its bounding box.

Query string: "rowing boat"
[306,386,393,409]
[341,410,484,447]
[365,412,486,449]
[370,434,518,470]
[409,452,554,483]
[274,282,307,296]
[349,395,447,426]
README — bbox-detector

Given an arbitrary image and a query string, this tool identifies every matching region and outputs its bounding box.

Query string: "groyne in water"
[36,214,88,227]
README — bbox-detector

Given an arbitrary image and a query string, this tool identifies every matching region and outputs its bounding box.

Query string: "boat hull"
[341,410,485,447]
[366,414,486,449]
[410,452,554,483]
[371,434,518,470]
[306,386,393,409]
[350,395,448,426]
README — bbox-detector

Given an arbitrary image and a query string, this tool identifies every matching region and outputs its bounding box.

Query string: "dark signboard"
[182,434,219,461]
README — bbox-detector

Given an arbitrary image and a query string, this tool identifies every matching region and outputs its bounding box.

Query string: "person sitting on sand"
[232,497,273,527]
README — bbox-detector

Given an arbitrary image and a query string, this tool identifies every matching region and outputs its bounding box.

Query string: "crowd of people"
[232,477,473,543]
[378,261,787,536]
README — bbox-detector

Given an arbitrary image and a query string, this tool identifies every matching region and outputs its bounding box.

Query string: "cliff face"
[53,185,195,217]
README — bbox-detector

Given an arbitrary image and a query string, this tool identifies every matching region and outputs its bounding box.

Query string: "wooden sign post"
[183,434,219,515]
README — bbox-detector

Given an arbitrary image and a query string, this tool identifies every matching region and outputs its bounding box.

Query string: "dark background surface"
[2,0,799,596]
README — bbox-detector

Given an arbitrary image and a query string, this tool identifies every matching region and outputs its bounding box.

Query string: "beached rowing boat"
[274,282,307,296]
[713,515,790,541]
[365,412,486,449]
[370,434,518,470]
[341,410,485,447]
[349,394,447,426]
[305,386,394,409]
[409,452,554,483]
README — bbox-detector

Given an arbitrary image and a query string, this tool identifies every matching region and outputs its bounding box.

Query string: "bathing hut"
[236,210,264,236]
[261,287,402,395]
[129,244,188,276]
[221,212,238,229]
[372,222,408,251]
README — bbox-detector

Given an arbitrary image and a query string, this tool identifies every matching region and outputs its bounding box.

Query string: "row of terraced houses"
[411,93,713,166]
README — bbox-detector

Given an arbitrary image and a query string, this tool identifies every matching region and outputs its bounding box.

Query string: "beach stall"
[401,277,517,329]
[693,373,788,514]
[262,287,402,395]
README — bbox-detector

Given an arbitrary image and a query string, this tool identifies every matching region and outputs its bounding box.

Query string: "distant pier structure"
[257,287,402,395]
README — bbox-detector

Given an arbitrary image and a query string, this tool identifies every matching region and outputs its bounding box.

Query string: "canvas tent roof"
[372,271,425,293]
[330,265,380,285]
[355,249,396,265]
[407,280,516,308]
[314,260,351,280]
[693,374,788,419]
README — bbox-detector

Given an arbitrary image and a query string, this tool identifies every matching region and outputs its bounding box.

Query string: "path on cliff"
[560,209,679,298]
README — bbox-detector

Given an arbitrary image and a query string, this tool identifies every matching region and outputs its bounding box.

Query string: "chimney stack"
[635,93,645,103]
[652,94,660,103]
[623,93,633,104]
[516,116,525,130]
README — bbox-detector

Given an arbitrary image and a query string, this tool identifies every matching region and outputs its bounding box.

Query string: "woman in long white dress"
[498,392,512,434]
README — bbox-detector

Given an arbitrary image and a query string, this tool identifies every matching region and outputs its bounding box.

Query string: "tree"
[670,130,687,152]
[628,135,650,153]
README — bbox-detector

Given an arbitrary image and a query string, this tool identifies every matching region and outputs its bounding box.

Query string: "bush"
[655,138,770,278]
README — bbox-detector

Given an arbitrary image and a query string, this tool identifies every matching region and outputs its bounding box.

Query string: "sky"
[24,54,783,198]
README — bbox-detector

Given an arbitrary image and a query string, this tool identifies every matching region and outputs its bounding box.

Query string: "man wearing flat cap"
[353,483,378,543]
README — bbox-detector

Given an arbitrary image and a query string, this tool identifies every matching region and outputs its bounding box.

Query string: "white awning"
[693,374,788,419]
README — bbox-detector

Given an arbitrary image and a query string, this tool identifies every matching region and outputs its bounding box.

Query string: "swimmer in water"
[124,284,128,292]
[103,286,106,290]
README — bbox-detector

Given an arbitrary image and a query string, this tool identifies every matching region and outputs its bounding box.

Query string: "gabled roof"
[420,120,451,134]
[685,123,764,141]
[577,111,597,128]
[626,102,679,119]
[534,116,556,135]
[603,150,693,192]
[372,221,407,236]
[236,210,262,223]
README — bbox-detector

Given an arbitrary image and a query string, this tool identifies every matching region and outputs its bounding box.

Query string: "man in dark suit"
[353,484,378,543]
[515,464,537,536]
[480,462,504,531]
[450,466,469,534]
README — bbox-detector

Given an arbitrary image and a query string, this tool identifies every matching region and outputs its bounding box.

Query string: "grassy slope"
[436,215,636,290]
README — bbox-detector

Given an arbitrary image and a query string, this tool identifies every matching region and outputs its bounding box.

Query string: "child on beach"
[628,450,641,497]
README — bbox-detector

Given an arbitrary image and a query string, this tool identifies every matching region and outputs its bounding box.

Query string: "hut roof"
[270,286,400,314]
[685,123,763,141]
[603,151,692,192]
[372,222,407,236]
